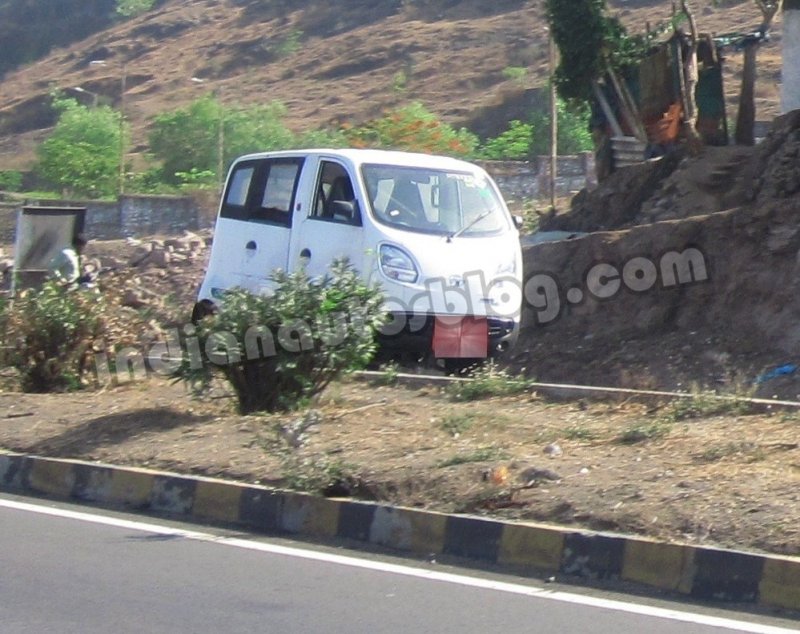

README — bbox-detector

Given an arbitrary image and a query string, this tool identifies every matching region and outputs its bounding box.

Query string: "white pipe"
[781,9,800,113]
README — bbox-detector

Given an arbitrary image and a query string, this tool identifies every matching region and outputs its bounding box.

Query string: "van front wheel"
[441,358,482,376]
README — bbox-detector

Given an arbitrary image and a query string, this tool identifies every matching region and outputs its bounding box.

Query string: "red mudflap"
[432,316,488,358]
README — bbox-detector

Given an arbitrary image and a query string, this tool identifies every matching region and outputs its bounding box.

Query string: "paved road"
[1,495,797,633]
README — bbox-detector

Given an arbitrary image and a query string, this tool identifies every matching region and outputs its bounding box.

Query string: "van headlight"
[496,257,517,276]
[379,244,419,284]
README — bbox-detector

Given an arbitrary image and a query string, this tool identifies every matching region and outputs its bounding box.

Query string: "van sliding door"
[218,156,304,294]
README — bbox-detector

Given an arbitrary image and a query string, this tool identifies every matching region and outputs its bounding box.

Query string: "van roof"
[232,148,485,172]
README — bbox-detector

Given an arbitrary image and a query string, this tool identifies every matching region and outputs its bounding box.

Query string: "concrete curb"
[2,450,800,611]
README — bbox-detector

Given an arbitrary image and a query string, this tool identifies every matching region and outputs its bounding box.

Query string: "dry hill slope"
[0,0,779,171]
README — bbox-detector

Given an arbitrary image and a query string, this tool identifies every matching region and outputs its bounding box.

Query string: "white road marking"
[1,497,795,633]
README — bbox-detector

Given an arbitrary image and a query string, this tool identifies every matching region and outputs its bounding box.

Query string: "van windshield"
[361,164,509,237]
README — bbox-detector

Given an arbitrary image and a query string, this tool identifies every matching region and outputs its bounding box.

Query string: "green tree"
[344,102,479,157]
[481,120,533,160]
[481,100,592,159]
[545,0,647,104]
[223,100,297,157]
[530,99,593,155]
[149,97,304,186]
[149,96,224,186]
[0,170,23,192]
[36,95,125,198]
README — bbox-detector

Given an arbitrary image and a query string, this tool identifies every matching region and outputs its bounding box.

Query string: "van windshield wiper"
[448,210,491,242]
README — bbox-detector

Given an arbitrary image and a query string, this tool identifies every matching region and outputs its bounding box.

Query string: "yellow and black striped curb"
[2,451,800,611]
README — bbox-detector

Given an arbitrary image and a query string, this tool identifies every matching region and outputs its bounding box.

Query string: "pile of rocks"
[81,230,212,326]
[125,233,210,270]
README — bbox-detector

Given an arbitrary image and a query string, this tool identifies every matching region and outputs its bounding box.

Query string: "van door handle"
[245,240,257,251]
[300,248,311,259]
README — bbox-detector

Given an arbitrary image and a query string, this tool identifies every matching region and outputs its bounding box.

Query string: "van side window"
[312,161,360,225]
[220,158,303,226]
[251,159,302,225]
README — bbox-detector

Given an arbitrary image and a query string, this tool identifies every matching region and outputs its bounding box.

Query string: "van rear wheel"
[191,300,216,324]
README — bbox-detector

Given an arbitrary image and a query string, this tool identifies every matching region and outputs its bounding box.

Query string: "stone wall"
[0,195,199,243]
[0,203,15,244]
[479,153,596,210]
[0,155,597,242]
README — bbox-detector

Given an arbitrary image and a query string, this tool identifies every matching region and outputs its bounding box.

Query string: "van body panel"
[196,148,523,360]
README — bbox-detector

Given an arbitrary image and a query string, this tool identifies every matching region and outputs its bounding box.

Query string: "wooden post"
[679,0,703,150]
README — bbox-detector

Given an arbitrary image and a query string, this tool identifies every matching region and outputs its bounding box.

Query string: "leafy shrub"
[618,421,671,444]
[116,0,156,18]
[178,260,385,413]
[501,66,527,84]
[2,281,105,392]
[440,413,475,437]
[446,361,534,402]
[273,29,304,57]
[481,120,534,160]
[0,170,23,192]
[281,453,360,494]
[663,384,755,421]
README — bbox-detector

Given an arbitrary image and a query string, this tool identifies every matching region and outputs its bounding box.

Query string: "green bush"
[480,120,534,160]
[2,281,105,392]
[116,0,155,18]
[480,99,593,160]
[446,361,534,402]
[0,170,23,192]
[179,260,385,413]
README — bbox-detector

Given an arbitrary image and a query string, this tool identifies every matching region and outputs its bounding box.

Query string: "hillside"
[0,0,781,171]
[0,0,117,78]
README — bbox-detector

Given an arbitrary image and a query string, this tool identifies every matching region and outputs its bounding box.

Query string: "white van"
[194,148,523,364]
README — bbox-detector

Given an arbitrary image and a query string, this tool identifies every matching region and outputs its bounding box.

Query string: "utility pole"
[90,59,127,197]
[191,77,225,193]
[548,28,558,209]
[217,87,224,194]
[119,63,127,196]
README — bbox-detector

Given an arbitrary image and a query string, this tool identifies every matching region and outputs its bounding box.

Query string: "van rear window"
[221,158,304,226]
[225,167,254,207]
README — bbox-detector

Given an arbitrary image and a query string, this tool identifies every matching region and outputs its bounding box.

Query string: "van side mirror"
[513,215,524,230]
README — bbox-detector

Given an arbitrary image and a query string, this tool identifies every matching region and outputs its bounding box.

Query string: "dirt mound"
[543,110,800,234]
[517,112,800,399]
